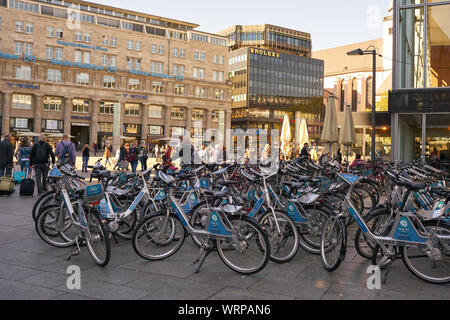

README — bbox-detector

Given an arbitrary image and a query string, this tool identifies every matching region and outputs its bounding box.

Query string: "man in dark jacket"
[30,135,55,194]
[0,134,14,177]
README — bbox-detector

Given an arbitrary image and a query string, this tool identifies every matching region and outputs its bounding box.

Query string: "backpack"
[61,142,73,163]
[35,142,48,164]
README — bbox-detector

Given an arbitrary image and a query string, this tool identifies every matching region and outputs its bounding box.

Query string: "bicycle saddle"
[396,180,425,190]
[203,189,228,199]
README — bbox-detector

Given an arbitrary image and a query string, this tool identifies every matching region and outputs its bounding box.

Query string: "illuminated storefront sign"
[7,82,40,90]
[250,48,280,58]
[129,70,184,81]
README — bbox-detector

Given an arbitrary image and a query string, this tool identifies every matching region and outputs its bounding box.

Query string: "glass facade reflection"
[391,0,450,163]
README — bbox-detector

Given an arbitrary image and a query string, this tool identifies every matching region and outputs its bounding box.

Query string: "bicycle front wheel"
[217,215,270,275]
[132,212,185,261]
[84,208,111,267]
[320,215,347,272]
[35,204,76,248]
[401,221,450,284]
[258,210,299,263]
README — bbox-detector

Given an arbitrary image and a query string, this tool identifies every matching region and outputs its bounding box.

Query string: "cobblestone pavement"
[0,168,449,300]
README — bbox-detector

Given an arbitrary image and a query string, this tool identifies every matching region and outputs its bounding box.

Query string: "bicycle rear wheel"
[258,210,299,263]
[320,215,347,272]
[84,208,111,267]
[217,215,270,275]
[401,221,450,284]
[298,206,331,254]
[132,212,185,261]
[35,204,76,248]
[32,191,54,221]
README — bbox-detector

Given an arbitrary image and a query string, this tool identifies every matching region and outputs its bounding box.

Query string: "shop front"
[123,123,142,144]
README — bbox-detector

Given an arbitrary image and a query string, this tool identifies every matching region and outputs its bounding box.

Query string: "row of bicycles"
[32,156,450,283]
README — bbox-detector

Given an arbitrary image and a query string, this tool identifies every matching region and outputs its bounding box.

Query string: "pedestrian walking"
[104,146,112,167]
[127,141,139,173]
[18,139,32,177]
[138,142,148,171]
[119,143,128,171]
[30,134,55,194]
[0,133,14,177]
[55,134,77,166]
[81,144,90,172]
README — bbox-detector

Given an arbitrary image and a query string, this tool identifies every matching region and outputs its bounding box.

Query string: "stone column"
[141,103,149,141]
[2,91,12,135]
[34,94,44,134]
[64,96,73,136]
[90,98,99,145]
[185,107,192,137]
[205,109,212,141]
[224,110,232,147]
[164,105,171,137]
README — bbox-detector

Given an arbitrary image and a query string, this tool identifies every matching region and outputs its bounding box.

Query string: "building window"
[192,109,204,121]
[102,37,108,46]
[194,51,206,61]
[42,119,63,132]
[55,48,63,60]
[123,123,141,135]
[172,64,184,76]
[16,21,23,32]
[148,125,163,135]
[219,56,224,65]
[366,77,373,111]
[173,47,179,57]
[76,72,90,85]
[180,48,186,58]
[74,50,82,63]
[15,66,31,80]
[103,75,116,88]
[83,51,90,64]
[127,58,141,71]
[110,37,117,47]
[193,67,205,79]
[151,61,164,73]
[84,33,91,43]
[174,84,185,96]
[46,47,53,59]
[158,45,164,54]
[135,41,141,51]
[352,78,357,111]
[75,31,82,41]
[99,101,114,115]
[46,26,54,37]
[56,28,63,39]
[152,81,163,93]
[171,126,185,137]
[148,105,163,118]
[73,99,89,113]
[128,78,140,91]
[10,118,29,129]
[98,122,113,133]
[151,44,157,54]
[213,55,218,64]
[211,110,221,122]
[171,107,185,120]
[127,40,133,50]
[12,94,32,110]
[102,54,116,67]
[213,71,224,81]
[43,96,62,111]
[215,89,225,100]
[195,87,206,98]
[24,43,33,56]
[25,23,33,34]
[125,103,140,116]
[47,69,62,82]
[14,42,22,55]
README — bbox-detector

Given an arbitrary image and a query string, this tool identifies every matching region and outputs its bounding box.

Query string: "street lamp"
[347,46,377,160]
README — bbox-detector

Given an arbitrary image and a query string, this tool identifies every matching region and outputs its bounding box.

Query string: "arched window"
[351,78,358,111]
[340,79,345,112]
[366,77,373,111]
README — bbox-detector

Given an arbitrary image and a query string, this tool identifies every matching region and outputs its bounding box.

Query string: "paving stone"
[0,263,43,281]
[208,286,296,300]
[0,279,62,300]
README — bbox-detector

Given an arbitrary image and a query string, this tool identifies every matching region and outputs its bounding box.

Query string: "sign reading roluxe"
[250,48,280,58]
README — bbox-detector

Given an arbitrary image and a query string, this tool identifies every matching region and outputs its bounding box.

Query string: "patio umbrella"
[321,96,339,157]
[280,114,292,160]
[339,105,356,160]
[47,133,75,139]
[298,118,309,147]
[16,132,40,137]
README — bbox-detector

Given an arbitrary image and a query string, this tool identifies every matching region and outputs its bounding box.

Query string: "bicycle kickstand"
[66,236,82,261]
[192,242,213,274]
[381,262,393,285]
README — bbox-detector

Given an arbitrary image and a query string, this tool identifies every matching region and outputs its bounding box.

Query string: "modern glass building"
[219,25,324,142]
[390,0,450,162]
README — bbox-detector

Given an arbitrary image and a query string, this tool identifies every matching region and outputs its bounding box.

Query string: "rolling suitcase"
[19,172,35,197]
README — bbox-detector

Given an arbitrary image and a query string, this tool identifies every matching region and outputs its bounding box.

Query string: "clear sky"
[93,0,392,51]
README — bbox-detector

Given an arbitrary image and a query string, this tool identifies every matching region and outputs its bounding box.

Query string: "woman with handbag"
[127,141,139,173]
[119,143,128,171]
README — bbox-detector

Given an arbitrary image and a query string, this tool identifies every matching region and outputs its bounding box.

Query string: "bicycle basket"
[84,184,104,204]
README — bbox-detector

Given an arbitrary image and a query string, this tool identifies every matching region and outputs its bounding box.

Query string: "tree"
[376,91,389,112]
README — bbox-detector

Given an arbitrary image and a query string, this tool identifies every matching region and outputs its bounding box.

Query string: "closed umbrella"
[280,114,292,160]
[298,118,309,147]
[321,96,339,157]
[339,105,356,160]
